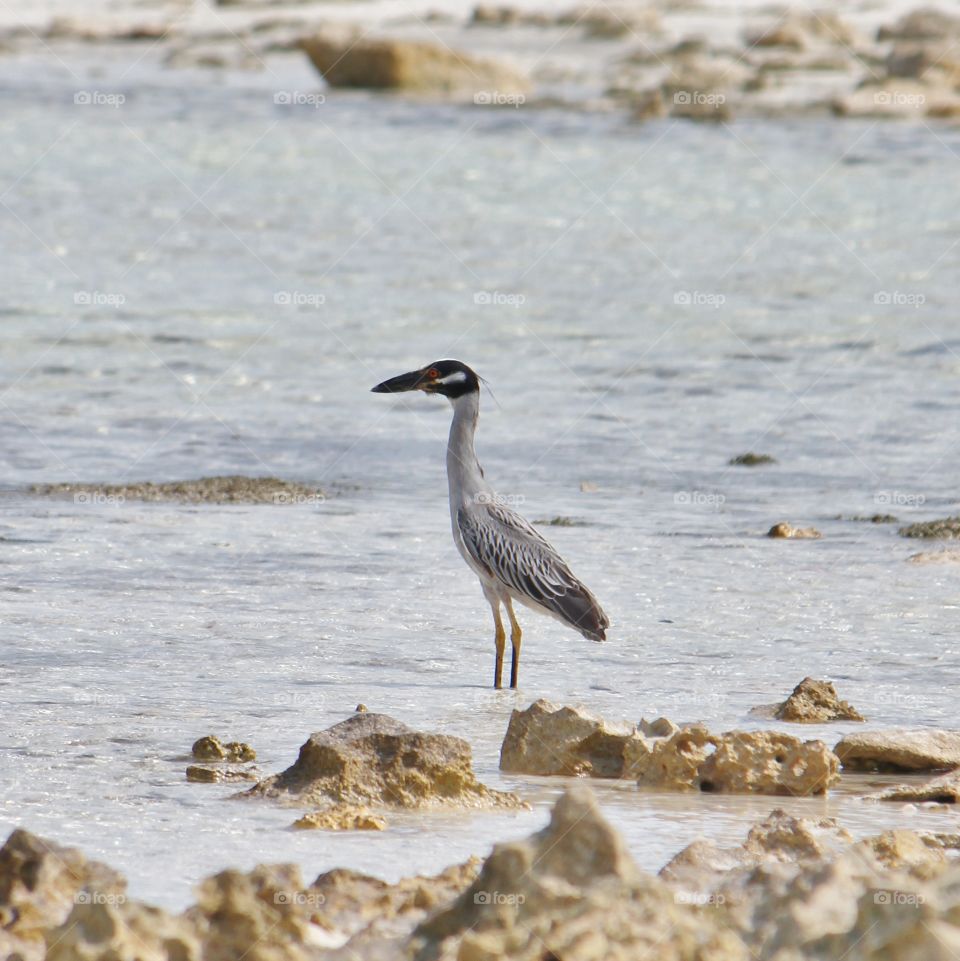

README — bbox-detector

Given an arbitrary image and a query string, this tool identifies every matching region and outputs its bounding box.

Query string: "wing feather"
[457,501,609,641]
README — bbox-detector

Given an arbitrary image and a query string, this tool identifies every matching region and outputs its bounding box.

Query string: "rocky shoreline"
[7,779,960,961]
[6,1,960,121]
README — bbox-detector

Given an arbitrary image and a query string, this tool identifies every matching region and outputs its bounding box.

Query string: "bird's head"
[371,360,480,399]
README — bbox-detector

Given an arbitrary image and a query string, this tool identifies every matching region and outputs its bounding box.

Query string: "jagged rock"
[192,735,256,761]
[835,729,960,772]
[772,677,865,723]
[312,859,481,948]
[293,805,387,831]
[768,522,822,539]
[0,829,126,961]
[410,784,749,961]
[249,712,524,810]
[699,730,839,796]
[300,35,529,97]
[661,809,854,892]
[639,716,678,738]
[878,8,960,41]
[499,699,647,777]
[908,549,960,564]
[899,516,960,539]
[634,725,839,795]
[46,900,200,961]
[871,769,960,804]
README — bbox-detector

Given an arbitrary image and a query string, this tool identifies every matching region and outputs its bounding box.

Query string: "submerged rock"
[0,830,126,961]
[293,805,387,831]
[871,769,960,804]
[301,35,529,97]
[249,712,524,811]
[835,729,960,772]
[186,764,258,783]
[899,516,960,539]
[499,698,647,777]
[767,522,822,539]
[729,452,776,466]
[29,475,324,505]
[192,734,256,761]
[771,677,865,723]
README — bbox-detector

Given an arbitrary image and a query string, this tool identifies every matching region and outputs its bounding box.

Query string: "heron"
[372,359,609,689]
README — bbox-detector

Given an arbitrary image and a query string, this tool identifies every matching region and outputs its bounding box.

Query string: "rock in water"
[633,725,839,795]
[0,830,126,961]
[899,516,960,539]
[772,677,865,723]
[835,729,960,771]
[247,712,524,810]
[768,522,822,539]
[499,698,648,777]
[192,734,256,761]
[410,784,748,961]
[300,35,529,97]
[870,769,960,804]
[293,805,387,831]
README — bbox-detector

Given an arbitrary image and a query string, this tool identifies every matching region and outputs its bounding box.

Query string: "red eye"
[427,368,440,379]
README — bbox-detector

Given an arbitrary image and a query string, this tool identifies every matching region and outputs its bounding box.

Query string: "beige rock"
[293,805,387,831]
[46,899,200,961]
[871,769,960,804]
[768,522,822,539]
[499,699,647,777]
[312,859,481,947]
[300,35,529,97]
[772,677,865,722]
[835,729,960,771]
[908,549,960,564]
[900,515,960,539]
[411,784,749,961]
[699,730,839,796]
[747,12,858,51]
[639,716,679,738]
[186,764,258,783]
[635,725,839,795]
[0,829,126,961]
[192,734,256,761]
[878,8,960,42]
[249,712,524,810]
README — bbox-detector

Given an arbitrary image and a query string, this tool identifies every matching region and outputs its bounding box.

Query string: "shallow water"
[3,49,960,909]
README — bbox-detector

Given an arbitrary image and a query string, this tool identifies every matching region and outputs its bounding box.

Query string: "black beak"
[371,369,427,393]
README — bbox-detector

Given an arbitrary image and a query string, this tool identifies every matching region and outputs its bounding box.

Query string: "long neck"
[446,390,489,504]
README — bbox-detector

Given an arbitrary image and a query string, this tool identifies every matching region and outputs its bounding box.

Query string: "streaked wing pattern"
[457,501,608,640]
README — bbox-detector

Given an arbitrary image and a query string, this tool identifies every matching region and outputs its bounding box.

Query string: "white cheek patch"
[437,371,468,385]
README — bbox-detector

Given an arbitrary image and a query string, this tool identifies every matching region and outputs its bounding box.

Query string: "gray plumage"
[457,502,608,642]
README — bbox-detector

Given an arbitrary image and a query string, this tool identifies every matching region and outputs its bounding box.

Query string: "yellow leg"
[492,605,506,689]
[505,598,522,689]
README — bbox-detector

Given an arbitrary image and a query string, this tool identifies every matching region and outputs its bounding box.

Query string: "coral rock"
[772,677,865,723]
[835,729,960,772]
